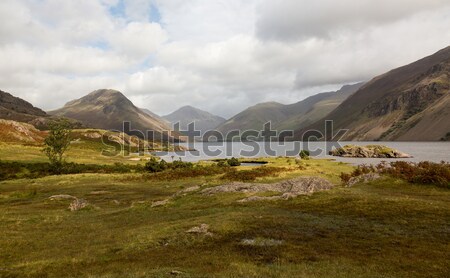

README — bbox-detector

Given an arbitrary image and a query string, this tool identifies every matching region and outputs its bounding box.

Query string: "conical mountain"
[50,89,175,140]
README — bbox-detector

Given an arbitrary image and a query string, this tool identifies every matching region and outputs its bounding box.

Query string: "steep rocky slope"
[296,46,450,141]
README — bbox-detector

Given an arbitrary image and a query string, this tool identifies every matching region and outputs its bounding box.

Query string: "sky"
[0,0,449,118]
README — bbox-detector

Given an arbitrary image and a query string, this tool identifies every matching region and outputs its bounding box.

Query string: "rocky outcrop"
[202,177,334,202]
[329,145,412,158]
[346,173,381,187]
[0,119,46,143]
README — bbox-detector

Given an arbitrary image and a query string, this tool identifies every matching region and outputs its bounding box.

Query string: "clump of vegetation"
[340,161,450,188]
[299,150,310,159]
[383,161,450,187]
[42,120,72,174]
[145,158,194,173]
[215,157,241,167]
[0,161,144,181]
[339,172,352,184]
[144,157,167,173]
[221,166,287,182]
[227,157,241,166]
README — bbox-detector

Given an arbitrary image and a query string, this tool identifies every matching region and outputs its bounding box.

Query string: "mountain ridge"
[294,46,450,141]
[215,83,364,136]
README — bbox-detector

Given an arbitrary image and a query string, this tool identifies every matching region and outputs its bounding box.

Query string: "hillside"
[295,46,450,141]
[163,106,224,135]
[278,83,364,131]
[216,83,363,137]
[0,90,47,123]
[0,119,46,144]
[0,90,85,130]
[49,89,177,140]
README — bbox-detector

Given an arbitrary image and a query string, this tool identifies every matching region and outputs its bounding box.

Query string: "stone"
[151,199,169,207]
[186,224,213,236]
[68,198,89,211]
[48,194,77,200]
[240,238,283,247]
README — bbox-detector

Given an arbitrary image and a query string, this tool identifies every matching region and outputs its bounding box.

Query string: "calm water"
[155,142,450,165]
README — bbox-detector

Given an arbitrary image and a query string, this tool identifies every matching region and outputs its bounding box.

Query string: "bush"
[171,159,193,169]
[227,157,241,167]
[145,157,166,173]
[339,172,352,184]
[299,150,310,159]
[339,161,450,188]
[384,161,450,187]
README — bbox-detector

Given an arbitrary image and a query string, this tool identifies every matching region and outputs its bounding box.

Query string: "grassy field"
[0,154,449,278]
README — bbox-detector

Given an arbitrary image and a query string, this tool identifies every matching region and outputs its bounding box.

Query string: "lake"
[155,141,450,165]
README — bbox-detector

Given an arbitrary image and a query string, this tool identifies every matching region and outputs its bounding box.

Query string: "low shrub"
[384,161,450,187]
[299,150,310,159]
[339,172,352,184]
[340,161,450,188]
[145,158,194,173]
[227,157,241,167]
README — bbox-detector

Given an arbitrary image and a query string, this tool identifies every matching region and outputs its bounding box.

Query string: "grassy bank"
[0,157,449,277]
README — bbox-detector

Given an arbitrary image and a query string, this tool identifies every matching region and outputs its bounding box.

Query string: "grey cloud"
[256,0,450,41]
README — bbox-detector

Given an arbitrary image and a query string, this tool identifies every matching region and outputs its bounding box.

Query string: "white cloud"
[109,22,167,58]
[0,0,449,118]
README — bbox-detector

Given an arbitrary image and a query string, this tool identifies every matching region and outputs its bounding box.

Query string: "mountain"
[216,83,363,137]
[295,46,450,141]
[49,89,176,140]
[163,105,226,135]
[277,83,364,131]
[0,90,82,130]
[0,90,47,123]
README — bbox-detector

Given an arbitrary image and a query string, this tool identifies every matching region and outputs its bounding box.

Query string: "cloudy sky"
[1,0,449,118]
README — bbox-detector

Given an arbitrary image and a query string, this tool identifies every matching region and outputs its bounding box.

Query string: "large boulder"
[201,176,334,202]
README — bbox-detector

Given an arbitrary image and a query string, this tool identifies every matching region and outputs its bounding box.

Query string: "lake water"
[155,141,450,165]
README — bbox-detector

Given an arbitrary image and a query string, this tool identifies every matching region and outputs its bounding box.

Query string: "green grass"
[0,156,449,277]
[0,142,148,165]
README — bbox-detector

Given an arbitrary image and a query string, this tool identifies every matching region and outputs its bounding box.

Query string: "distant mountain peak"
[163,105,226,135]
[50,89,175,139]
